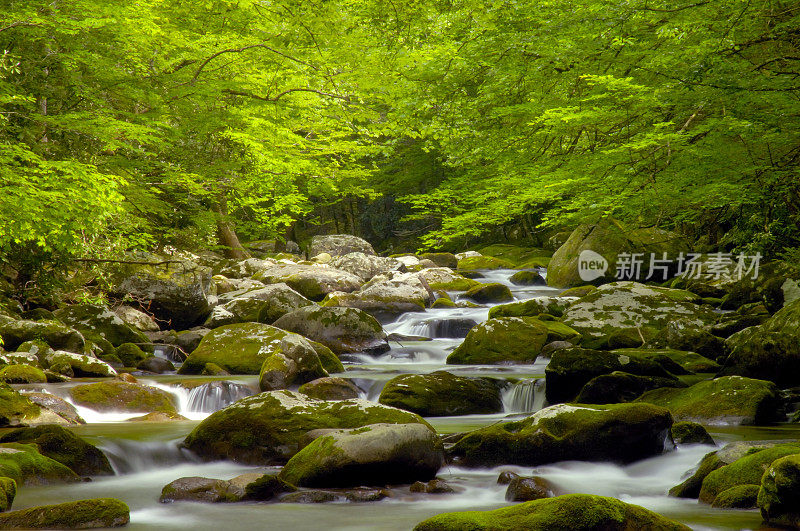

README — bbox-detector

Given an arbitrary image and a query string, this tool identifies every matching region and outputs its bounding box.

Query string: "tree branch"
[222,87,350,102]
[191,43,317,84]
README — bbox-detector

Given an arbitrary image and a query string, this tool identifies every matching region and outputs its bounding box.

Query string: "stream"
[10,269,799,530]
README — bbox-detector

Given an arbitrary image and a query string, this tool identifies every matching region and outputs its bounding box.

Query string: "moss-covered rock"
[243,473,297,500]
[613,348,720,374]
[0,364,46,384]
[457,255,515,271]
[488,297,568,319]
[449,403,673,467]
[559,285,597,298]
[323,271,434,315]
[473,244,552,268]
[309,234,375,257]
[378,371,503,416]
[279,423,444,487]
[420,253,458,269]
[258,333,328,391]
[23,393,84,425]
[70,381,177,414]
[0,384,41,427]
[509,270,546,286]
[115,342,149,368]
[53,303,148,347]
[545,348,678,404]
[575,371,686,405]
[0,498,129,528]
[431,297,456,309]
[44,351,117,377]
[159,476,244,503]
[523,317,582,343]
[463,283,513,303]
[273,306,388,355]
[0,425,112,477]
[446,318,548,365]
[310,341,344,374]
[649,323,725,360]
[182,390,430,464]
[758,453,800,527]
[205,284,313,327]
[505,476,557,502]
[299,377,360,400]
[0,443,79,485]
[253,263,363,301]
[561,282,714,349]
[670,421,714,445]
[0,316,84,353]
[699,444,800,504]
[418,268,480,291]
[720,297,800,386]
[711,484,760,509]
[15,340,53,361]
[0,477,15,512]
[328,253,405,282]
[635,376,782,425]
[413,493,689,530]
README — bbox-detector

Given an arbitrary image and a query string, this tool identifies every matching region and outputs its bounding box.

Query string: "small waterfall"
[502,378,546,413]
[99,438,198,474]
[186,381,254,412]
[410,318,477,338]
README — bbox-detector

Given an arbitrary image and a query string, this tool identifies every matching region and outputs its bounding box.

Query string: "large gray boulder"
[309,234,376,257]
[329,253,404,281]
[0,316,84,353]
[253,263,362,301]
[323,272,434,316]
[273,306,388,355]
[205,284,313,327]
[279,423,444,487]
[53,304,148,347]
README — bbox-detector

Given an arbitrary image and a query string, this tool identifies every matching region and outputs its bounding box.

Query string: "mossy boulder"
[449,403,673,467]
[253,263,363,301]
[446,318,548,365]
[417,268,480,291]
[0,384,41,427]
[561,282,714,349]
[671,421,714,445]
[0,316,84,352]
[273,306,388,355]
[635,376,782,425]
[279,423,444,488]
[23,394,83,425]
[15,340,53,361]
[457,255,514,271]
[699,444,800,504]
[179,323,322,376]
[257,333,329,391]
[159,476,248,503]
[205,284,313,327]
[505,476,557,501]
[545,347,678,404]
[182,390,430,464]
[378,371,503,416]
[613,348,720,374]
[70,381,177,414]
[44,351,117,377]
[432,297,456,309]
[488,297,569,319]
[463,283,513,304]
[720,298,800,386]
[0,443,79,486]
[758,453,800,527]
[560,285,598,298]
[323,272,434,315]
[0,364,46,384]
[509,270,546,286]
[711,484,760,509]
[575,371,686,405]
[0,498,129,528]
[298,377,360,400]
[308,234,375,257]
[473,244,552,268]
[546,219,689,288]
[53,304,148,347]
[420,253,457,269]
[648,323,725,360]
[114,343,149,367]
[329,252,405,282]
[523,317,582,343]
[0,425,112,477]
[413,493,689,530]
[0,477,14,512]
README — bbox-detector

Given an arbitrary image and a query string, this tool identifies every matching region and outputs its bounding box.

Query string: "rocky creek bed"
[1,233,800,529]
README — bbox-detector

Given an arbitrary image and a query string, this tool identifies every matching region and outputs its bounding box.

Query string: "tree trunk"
[214,196,249,259]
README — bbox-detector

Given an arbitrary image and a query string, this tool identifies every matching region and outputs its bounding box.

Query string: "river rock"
[413,493,690,530]
[219,257,278,279]
[612,348,720,374]
[45,351,117,378]
[463,283,513,303]
[298,377,360,400]
[204,284,313,327]
[182,390,429,464]
[324,271,434,315]
[113,305,160,332]
[505,476,557,501]
[0,443,79,485]
[449,403,673,467]
[0,477,14,512]
[0,385,41,427]
[115,343,149,367]
[179,323,323,376]
[410,479,455,494]
[446,318,548,365]
[23,393,84,425]
[329,253,404,281]
[416,268,479,291]
[273,306,388,355]
[109,257,212,329]
[160,476,243,503]
[279,487,388,503]
[0,364,47,384]
[719,297,800,386]
[279,423,444,487]
[488,297,569,319]
[648,322,725,360]
[53,304,148,347]
[0,425,112,477]
[546,219,689,288]
[457,255,514,270]
[258,334,329,391]
[560,282,715,349]
[699,443,800,505]
[758,453,800,527]
[309,234,376,257]
[136,356,175,373]
[419,253,458,269]
[670,421,714,445]
[0,316,84,352]
[575,371,686,405]
[509,270,546,286]
[378,371,503,416]
[635,376,782,425]
[253,263,363,301]
[545,348,677,404]
[69,381,177,414]
[0,498,129,528]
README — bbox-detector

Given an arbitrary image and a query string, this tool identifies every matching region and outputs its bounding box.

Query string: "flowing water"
[8,269,799,530]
